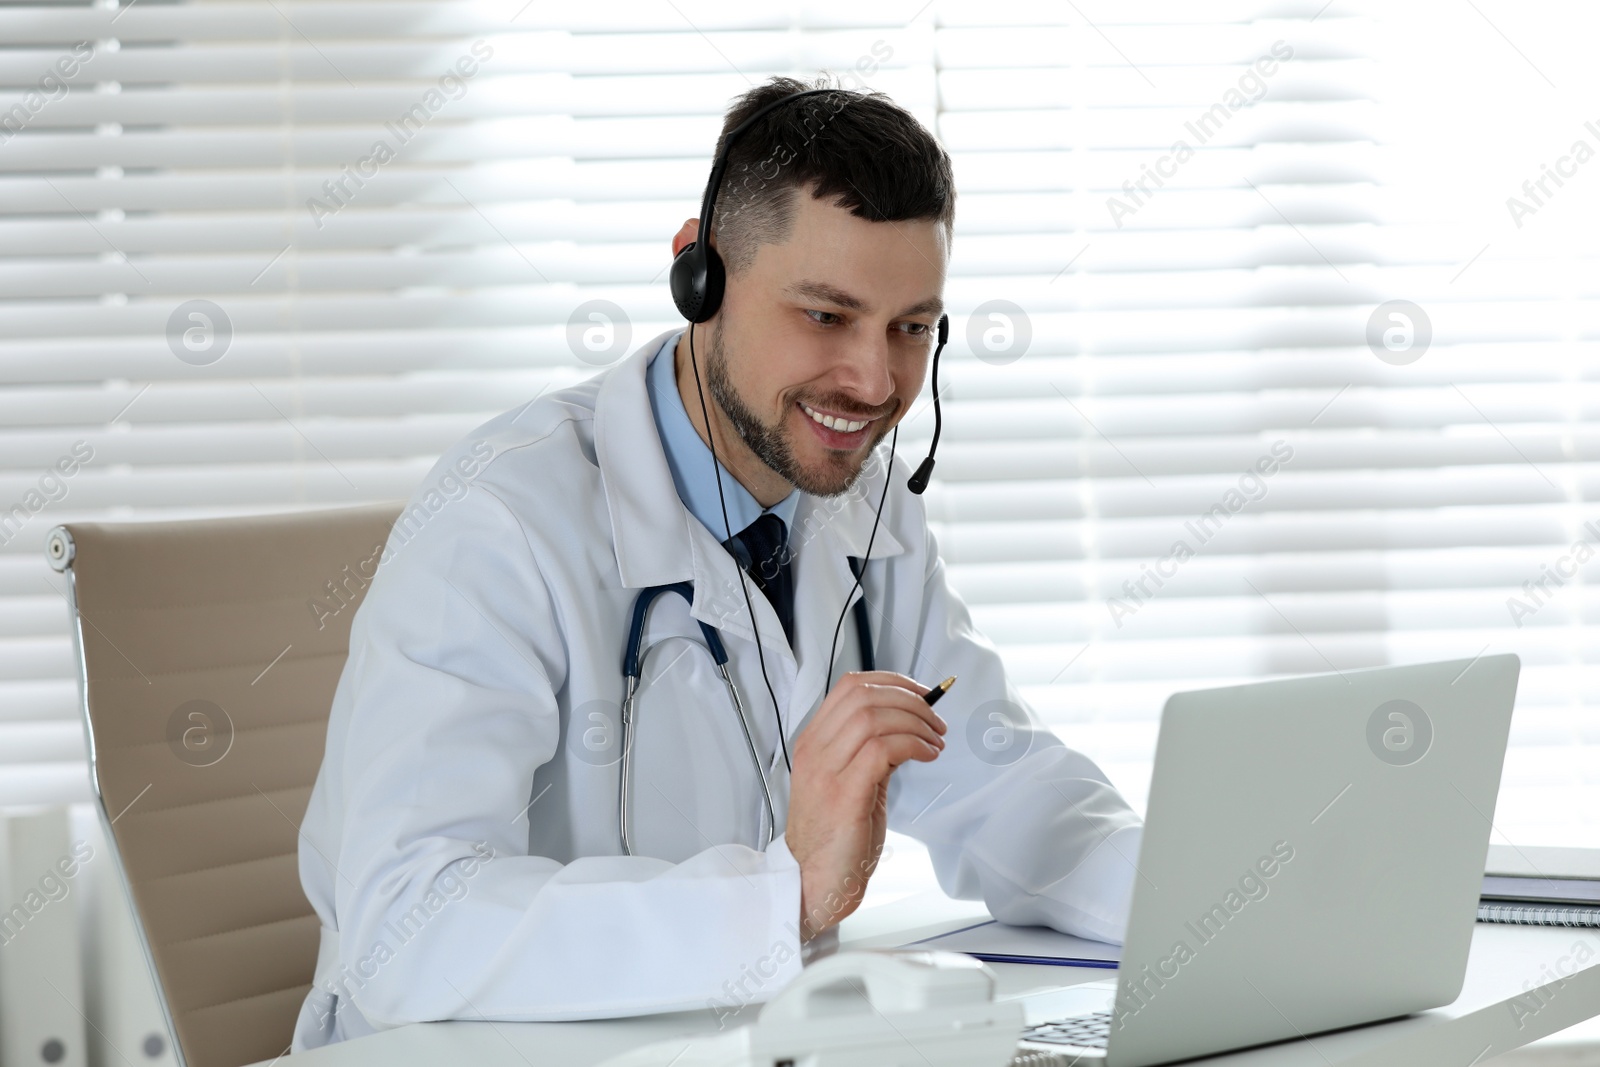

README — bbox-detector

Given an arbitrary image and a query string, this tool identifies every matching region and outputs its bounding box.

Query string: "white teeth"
[801,403,868,434]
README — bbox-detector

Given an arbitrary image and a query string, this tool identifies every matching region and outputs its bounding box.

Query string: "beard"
[702,319,895,498]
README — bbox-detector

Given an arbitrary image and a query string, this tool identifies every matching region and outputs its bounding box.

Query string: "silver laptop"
[1017,654,1520,1067]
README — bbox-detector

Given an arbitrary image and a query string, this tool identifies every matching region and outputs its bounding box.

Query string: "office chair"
[46,503,403,1067]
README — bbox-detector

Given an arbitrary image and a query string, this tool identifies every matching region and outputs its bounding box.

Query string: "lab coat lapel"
[593,330,696,591]
[786,447,907,736]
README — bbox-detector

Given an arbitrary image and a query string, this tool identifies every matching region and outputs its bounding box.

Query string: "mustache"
[794,395,899,422]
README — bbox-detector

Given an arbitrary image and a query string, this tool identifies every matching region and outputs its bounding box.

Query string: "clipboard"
[903,919,1122,969]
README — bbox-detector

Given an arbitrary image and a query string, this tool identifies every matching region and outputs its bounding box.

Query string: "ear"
[672,218,701,258]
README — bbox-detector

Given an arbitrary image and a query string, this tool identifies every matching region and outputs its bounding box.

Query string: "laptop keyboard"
[1021,1010,1112,1049]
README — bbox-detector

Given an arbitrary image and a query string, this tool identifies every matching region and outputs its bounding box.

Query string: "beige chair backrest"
[47,503,403,1067]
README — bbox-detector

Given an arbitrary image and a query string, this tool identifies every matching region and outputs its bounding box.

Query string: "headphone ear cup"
[669,242,728,324]
[669,243,705,322]
[698,245,726,322]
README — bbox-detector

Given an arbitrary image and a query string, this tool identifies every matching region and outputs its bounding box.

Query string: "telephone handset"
[595,949,1028,1067]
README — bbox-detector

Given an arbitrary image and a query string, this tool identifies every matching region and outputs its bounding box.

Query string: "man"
[292,74,1142,1051]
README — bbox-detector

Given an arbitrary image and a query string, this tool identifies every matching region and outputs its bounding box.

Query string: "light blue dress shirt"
[646,329,801,542]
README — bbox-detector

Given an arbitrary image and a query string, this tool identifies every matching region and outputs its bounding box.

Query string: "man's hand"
[785,671,946,940]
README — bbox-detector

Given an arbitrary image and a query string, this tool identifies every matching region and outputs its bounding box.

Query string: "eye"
[805,309,842,326]
[898,321,932,337]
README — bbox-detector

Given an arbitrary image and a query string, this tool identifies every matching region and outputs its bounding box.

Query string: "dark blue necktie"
[725,513,795,647]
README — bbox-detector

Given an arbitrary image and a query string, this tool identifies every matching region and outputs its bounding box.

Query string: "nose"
[834,328,895,411]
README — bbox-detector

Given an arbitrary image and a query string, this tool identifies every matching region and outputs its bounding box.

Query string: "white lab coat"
[291,328,1144,1051]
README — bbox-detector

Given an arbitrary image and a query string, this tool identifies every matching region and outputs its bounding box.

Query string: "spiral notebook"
[1478,847,1600,927]
[1477,902,1600,927]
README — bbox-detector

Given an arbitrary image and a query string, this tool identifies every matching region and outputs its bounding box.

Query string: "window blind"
[0,1,939,806]
[2,1,1594,857]
[925,0,1599,852]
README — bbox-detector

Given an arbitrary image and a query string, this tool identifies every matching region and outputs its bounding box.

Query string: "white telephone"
[594,949,1031,1067]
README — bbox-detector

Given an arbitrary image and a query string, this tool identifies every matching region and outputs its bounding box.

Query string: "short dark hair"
[707,74,956,277]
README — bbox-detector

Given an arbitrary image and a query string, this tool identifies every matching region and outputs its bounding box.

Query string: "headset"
[668,86,951,775]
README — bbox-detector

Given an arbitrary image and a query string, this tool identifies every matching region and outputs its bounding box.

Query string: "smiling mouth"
[798,401,876,434]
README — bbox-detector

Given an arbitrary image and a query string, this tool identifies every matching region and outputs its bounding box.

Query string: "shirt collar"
[646,327,801,542]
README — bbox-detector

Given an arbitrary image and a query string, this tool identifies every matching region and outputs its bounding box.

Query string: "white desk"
[257,894,1600,1067]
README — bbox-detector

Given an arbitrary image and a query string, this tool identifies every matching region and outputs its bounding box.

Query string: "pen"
[924,675,956,706]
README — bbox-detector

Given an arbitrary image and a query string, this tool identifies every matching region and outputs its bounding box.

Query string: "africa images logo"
[1366,699,1432,766]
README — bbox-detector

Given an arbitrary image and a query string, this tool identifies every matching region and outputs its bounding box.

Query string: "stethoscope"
[617,560,875,856]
